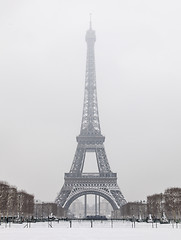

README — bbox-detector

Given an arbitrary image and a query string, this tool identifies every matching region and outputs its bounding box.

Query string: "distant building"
[69,197,113,218]
[112,201,147,220]
[69,199,84,218]
[34,201,65,218]
[99,199,113,217]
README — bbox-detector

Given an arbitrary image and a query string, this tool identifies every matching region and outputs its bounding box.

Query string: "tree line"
[0,181,34,221]
[1,181,180,222]
[147,187,181,221]
[112,187,181,221]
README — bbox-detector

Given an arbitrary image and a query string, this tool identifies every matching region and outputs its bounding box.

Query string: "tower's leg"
[98,195,101,215]
[84,194,87,218]
[95,195,97,215]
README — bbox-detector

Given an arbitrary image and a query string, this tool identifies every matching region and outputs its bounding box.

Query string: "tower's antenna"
[89,13,92,29]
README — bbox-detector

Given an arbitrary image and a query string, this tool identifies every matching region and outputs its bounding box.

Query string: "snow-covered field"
[0,221,180,240]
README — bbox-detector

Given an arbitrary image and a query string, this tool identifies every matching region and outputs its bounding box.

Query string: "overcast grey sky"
[0,0,181,203]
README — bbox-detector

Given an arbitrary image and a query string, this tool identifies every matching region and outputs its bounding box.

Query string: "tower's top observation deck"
[86,27,96,42]
[85,16,96,42]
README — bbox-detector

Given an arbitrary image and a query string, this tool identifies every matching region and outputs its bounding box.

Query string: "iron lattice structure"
[56,22,126,211]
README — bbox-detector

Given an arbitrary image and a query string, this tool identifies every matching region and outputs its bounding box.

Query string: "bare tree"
[0,181,34,223]
[147,193,163,219]
[0,181,9,219]
[7,186,17,218]
[164,188,181,221]
[17,191,27,220]
[26,193,34,218]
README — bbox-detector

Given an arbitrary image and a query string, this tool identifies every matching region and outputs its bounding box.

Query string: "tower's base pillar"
[84,194,87,218]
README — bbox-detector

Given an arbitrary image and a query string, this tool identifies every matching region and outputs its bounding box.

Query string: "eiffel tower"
[56,20,126,214]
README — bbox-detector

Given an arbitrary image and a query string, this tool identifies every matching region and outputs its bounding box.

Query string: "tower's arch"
[64,189,119,210]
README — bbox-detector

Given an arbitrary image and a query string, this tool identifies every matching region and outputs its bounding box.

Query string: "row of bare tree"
[0,181,34,219]
[147,187,181,220]
[112,187,181,221]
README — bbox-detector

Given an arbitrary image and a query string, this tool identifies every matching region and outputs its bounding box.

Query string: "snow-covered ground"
[0,221,180,240]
